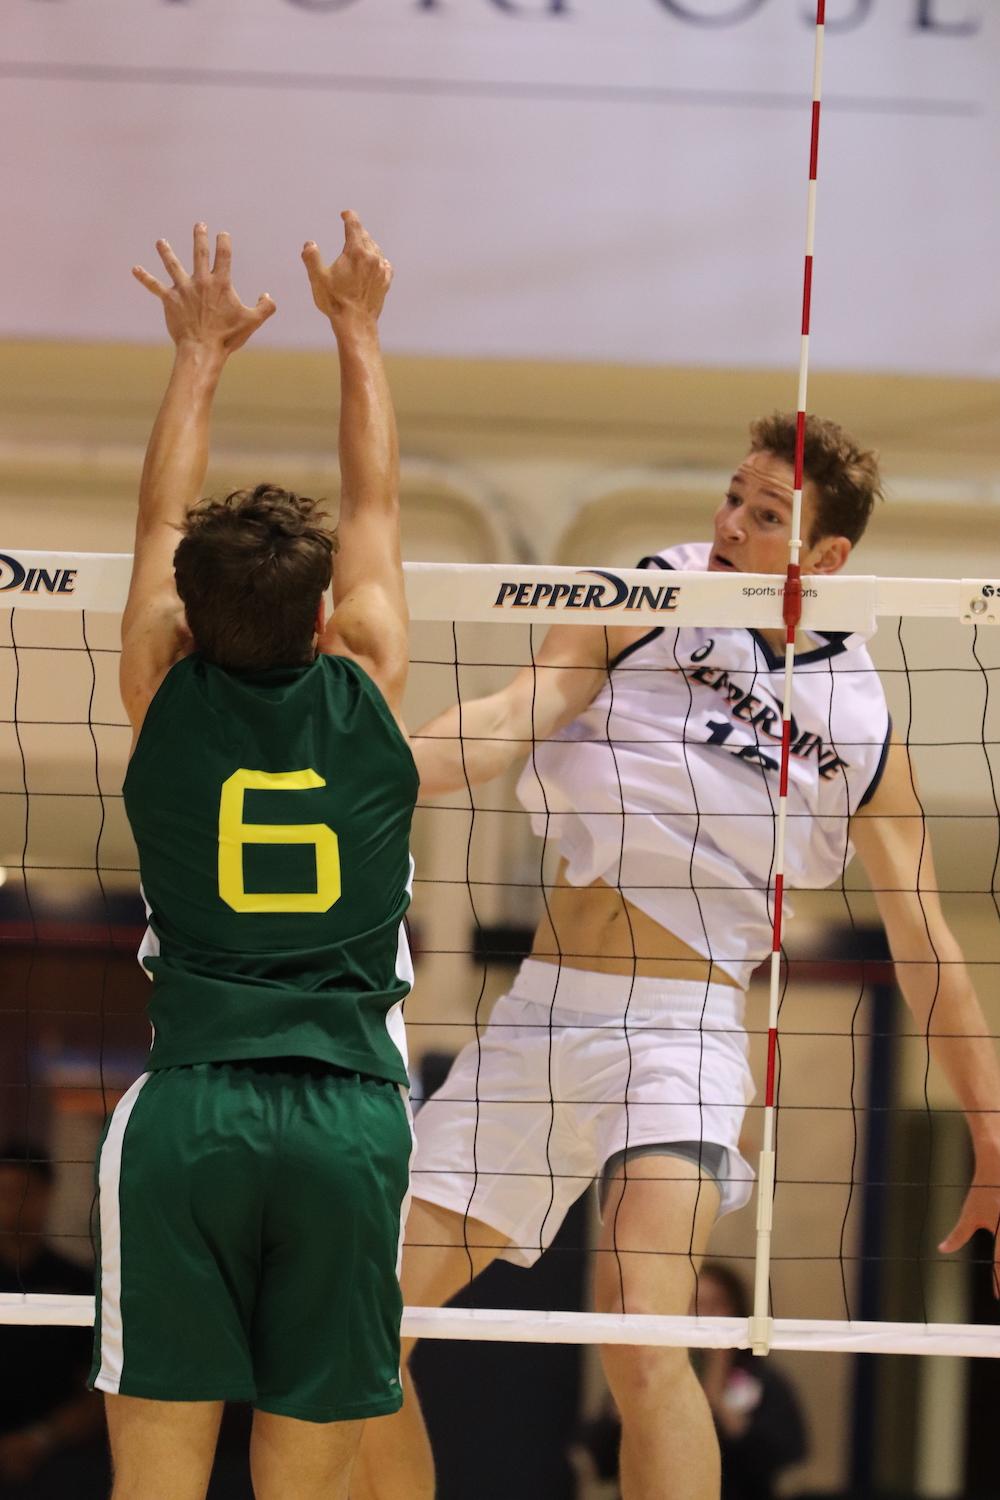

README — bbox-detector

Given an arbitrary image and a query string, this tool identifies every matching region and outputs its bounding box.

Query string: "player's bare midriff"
[529,861,741,987]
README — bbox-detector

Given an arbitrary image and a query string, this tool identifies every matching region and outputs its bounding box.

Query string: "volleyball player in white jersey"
[353,414,1000,1500]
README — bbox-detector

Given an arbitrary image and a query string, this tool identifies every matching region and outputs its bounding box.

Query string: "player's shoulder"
[636,541,710,573]
[818,627,881,674]
[317,648,389,701]
[319,651,415,760]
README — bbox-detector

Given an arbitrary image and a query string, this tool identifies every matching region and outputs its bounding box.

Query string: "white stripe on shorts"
[94,1072,151,1394]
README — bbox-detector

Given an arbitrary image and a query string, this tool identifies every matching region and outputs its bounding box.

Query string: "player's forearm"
[414,654,599,797]
[897,956,1000,1153]
[332,312,398,518]
[413,693,529,797]
[137,342,225,535]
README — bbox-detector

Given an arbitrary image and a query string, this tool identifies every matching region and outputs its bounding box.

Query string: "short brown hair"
[174,485,334,672]
[749,412,883,546]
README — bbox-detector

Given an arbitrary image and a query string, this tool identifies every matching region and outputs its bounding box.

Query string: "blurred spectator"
[694,1261,808,1500]
[574,1260,808,1500]
[0,1139,106,1498]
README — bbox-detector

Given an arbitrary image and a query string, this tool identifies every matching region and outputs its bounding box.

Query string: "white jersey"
[516,542,891,988]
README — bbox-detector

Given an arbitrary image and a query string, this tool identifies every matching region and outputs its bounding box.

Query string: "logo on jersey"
[494,569,680,614]
[688,653,851,780]
[0,554,78,597]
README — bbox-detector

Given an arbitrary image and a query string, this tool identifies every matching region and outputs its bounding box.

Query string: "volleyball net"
[0,555,998,1361]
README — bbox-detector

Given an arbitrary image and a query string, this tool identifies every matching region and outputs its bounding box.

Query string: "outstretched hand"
[133,223,276,354]
[939,1155,1000,1297]
[302,211,392,326]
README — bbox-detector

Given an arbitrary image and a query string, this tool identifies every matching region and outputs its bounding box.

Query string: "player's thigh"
[403,1196,507,1312]
[593,1153,721,1317]
[250,1410,364,1500]
[104,1393,223,1500]
[93,1067,261,1405]
[411,995,588,1267]
[594,1155,721,1402]
[253,1074,412,1423]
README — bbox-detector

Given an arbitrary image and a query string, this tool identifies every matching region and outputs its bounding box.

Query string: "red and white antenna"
[750,0,827,1357]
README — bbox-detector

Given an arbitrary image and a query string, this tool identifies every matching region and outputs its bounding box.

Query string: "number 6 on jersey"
[218,769,341,913]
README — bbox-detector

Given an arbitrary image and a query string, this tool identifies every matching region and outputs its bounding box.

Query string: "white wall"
[3,1,999,373]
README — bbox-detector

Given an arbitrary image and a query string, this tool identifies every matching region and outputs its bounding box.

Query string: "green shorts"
[89,1059,412,1423]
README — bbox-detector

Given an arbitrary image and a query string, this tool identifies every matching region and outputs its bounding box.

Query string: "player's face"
[709,451,825,576]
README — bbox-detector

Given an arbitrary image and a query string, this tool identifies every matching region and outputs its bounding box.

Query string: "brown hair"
[173,485,335,672]
[749,412,883,546]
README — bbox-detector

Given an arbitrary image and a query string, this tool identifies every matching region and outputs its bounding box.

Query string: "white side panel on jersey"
[135,883,159,980]
[386,854,416,1077]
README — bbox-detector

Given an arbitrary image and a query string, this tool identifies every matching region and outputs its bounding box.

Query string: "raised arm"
[414,621,654,797]
[302,214,405,718]
[119,224,275,737]
[852,738,1000,1293]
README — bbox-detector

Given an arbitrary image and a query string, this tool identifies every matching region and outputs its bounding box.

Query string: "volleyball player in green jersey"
[89,216,416,1500]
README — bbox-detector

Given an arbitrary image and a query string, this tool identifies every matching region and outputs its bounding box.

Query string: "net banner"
[2,551,999,629]
[3,1,999,374]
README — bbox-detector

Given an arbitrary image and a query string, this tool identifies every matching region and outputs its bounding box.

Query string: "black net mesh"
[0,601,998,1347]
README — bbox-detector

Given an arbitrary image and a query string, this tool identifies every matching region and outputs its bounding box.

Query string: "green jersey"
[123,653,418,1085]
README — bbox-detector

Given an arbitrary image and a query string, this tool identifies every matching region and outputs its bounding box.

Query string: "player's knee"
[601,1340,694,1411]
[112,1479,207,1500]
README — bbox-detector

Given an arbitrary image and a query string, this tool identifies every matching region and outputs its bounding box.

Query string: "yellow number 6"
[218,769,341,914]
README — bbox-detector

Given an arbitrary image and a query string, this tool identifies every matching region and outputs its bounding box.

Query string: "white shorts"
[411,960,756,1267]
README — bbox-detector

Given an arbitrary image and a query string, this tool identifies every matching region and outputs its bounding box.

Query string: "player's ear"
[807,535,851,575]
[314,597,327,639]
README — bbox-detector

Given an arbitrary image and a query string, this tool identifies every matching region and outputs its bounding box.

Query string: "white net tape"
[3,551,1000,627]
[2,1296,999,1361]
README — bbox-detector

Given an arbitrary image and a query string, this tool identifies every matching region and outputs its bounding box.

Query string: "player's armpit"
[852,734,923,825]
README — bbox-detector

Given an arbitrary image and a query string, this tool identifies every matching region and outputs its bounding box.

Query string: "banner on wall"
[2,1,997,374]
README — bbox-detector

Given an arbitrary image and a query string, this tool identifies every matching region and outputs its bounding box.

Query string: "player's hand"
[939,1153,1000,1297]
[133,224,276,355]
[302,211,392,327]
